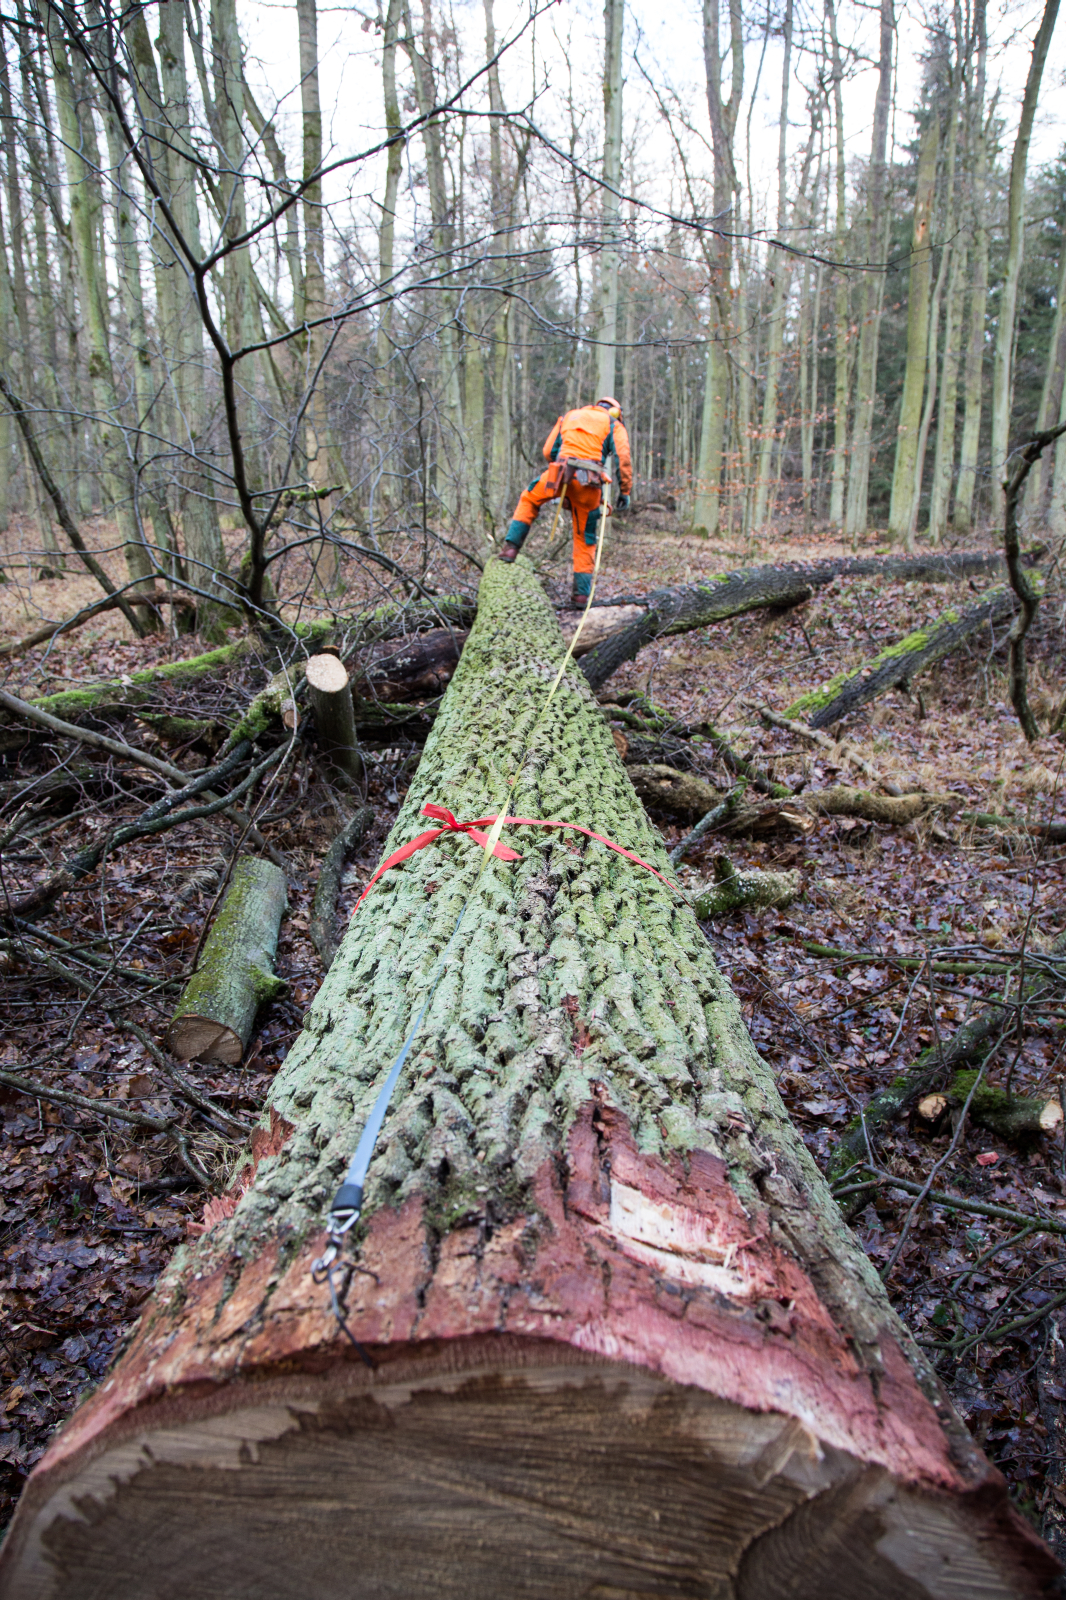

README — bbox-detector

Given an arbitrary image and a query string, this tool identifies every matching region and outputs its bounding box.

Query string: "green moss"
[32,637,258,720]
[785,669,851,719]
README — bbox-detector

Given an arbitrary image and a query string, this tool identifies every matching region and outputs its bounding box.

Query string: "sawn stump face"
[0,557,1057,1597]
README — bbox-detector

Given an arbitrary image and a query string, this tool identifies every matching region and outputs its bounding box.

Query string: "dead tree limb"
[692,856,801,917]
[1,554,1055,1598]
[787,586,1019,730]
[1001,422,1066,740]
[578,550,1040,690]
[0,591,197,661]
[310,805,375,968]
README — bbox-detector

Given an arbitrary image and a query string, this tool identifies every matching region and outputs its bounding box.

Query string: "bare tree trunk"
[887,112,938,546]
[954,0,989,534]
[752,0,793,531]
[989,0,1060,526]
[844,0,893,538]
[596,0,623,398]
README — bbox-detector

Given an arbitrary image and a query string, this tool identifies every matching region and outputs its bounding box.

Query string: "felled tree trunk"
[166,857,288,1064]
[578,550,1036,690]
[788,586,1019,730]
[2,557,1054,1599]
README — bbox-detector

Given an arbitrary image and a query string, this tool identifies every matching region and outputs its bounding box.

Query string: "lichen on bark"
[185,556,915,1368]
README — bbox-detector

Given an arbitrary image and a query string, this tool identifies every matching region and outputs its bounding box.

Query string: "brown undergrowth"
[0,510,1064,1543]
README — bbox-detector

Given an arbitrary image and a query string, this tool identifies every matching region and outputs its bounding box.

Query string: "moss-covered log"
[166,858,288,1064]
[787,585,1019,730]
[2,557,1054,1599]
[579,551,1035,690]
[915,1073,1062,1142]
[693,856,801,918]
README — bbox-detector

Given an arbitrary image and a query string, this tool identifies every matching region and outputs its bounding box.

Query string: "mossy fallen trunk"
[693,856,801,918]
[579,551,1034,690]
[915,1071,1062,1142]
[166,858,288,1064]
[787,585,1020,730]
[2,557,1054,1599]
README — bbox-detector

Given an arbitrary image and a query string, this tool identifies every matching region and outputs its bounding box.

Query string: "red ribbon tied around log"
[353,802,685,912]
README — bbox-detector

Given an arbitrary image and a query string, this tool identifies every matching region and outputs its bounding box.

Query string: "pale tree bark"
[1025,227,1066,519]
[989,0,1060,526]
[844,0,893,537]
[887,112,938,545]
[373,0,404,519]
[693,0,742,535]
[45,12,153,606]
[0,557,1057,1598]
[927,237,967,542]
[752,0,793,531]
[596,0,623,398]
[151,2,230,613]
[827,0,849,529]
[954,0,989,534]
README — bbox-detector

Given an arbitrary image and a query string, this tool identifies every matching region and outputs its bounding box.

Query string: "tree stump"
[306,652,360,777]
[1,557,1055,1599]
[166,857,288,1064]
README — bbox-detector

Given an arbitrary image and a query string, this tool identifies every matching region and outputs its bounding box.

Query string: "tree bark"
[789,584,1019,731]
[989,0,1061,526]
[887,113,939,545]
[954,0,989,535]
[0,554,1054,1597]
[167,857,288,1064]
[596,0,623,398]
[844,0,893,539]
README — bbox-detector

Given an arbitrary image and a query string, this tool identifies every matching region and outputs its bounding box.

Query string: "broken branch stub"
[166,858,288,1064]
[306,653,360,778]
[0,556,1055,1598]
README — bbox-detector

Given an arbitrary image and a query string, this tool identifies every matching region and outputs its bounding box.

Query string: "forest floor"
[0,507,1064,1543]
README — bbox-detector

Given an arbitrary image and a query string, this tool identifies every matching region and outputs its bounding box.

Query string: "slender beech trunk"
[596,0,623,398]
[374,0,404,521]
[1026,228,1066,518]
[844,0,893,536]
[989,0,1060,525]
[153,2,229,609]
[954,0,989,533]
[826,0,849,528]
[693,0,742,535]
[928,238,967,542]
[752,0,793,531]
[45,15,152,605]
[887,113,939,544]
[1,556,1055,1598]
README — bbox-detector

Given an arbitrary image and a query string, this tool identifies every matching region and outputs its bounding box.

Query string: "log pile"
[0,555,1054,1598]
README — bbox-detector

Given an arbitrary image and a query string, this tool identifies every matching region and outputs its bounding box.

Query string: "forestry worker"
[499,396,632,604]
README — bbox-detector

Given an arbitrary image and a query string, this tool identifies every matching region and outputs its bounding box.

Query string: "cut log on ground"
[306,654,360,778]
[578,551,1037,690]
[166,857,288,1064]
[355,627,470,700]
[787,585,1018,730]
[309,806,374,968]
[914,1075,1062,1142]
[2,555,1055,1599]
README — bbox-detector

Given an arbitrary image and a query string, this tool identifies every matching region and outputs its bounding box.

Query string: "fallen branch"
[786,585,1019,731]
[831,1165,1066,1236]
[26,636,260,722]
[693,856,801,918]
[1002,423,1066,741]
[310,806,374,968]
[669,785,746,865]
[750,703,897,788]
[914,1072,1062,1142]
[578,550,1034,690]
[0,591,198,662]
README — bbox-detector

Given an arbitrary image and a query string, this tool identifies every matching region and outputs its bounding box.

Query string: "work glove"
[616,494,630,512]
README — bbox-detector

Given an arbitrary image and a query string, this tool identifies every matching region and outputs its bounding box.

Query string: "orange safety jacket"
[542,405,632,495]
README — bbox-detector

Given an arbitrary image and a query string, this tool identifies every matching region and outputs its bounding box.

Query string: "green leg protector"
[506,520,530,547]
[572,571,592,597]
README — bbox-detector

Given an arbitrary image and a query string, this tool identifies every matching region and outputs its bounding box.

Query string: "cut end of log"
[165,1014,243,1064]
[2,1346,1054,1600]
[1040,1098,1064,1132]
[305,652,350,695]
[917,1094,949,1121]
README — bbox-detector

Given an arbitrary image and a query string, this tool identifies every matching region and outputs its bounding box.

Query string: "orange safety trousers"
[512,469,603,575]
